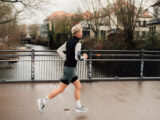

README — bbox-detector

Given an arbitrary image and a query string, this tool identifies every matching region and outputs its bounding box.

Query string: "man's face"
[76,29,83,39]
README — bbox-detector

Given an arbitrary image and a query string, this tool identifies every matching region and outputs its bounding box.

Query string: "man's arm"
[56,42,66,60]
[75,42,86,61]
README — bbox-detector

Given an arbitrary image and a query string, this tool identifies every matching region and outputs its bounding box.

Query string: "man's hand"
[83,53,88,59]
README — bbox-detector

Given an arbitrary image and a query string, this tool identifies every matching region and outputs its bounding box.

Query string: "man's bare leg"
[73,79,81,101]
[37,82,67,112]
[48,82,68,99]
[73,79,88,112]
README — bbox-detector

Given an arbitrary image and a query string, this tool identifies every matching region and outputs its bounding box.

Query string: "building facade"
[147,1,160,34]
[40,20,49,39]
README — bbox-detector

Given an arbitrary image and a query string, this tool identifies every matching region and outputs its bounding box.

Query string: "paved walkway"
[0,81,160,120]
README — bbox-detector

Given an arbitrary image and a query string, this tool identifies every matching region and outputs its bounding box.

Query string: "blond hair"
[71,23,82,35]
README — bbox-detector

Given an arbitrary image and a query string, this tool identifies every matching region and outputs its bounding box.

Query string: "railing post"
[31,49,35,81]
[88,49,92,80]
[140,49,144,79]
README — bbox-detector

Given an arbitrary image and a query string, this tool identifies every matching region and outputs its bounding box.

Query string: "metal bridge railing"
[0,49,160,82]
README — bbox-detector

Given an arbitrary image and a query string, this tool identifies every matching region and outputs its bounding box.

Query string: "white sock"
[76,100,81,107]
[42,96,49,105]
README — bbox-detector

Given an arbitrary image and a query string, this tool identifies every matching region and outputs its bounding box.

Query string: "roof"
[141,12,154,18]
[45,10,94,23]
[110,0,131,14]
[45,11,73,20]
[82,11,92,20]
[147,17,160,25]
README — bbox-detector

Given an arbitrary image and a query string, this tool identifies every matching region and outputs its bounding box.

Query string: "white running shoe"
[76,106,88,112]
[37,98,45,113]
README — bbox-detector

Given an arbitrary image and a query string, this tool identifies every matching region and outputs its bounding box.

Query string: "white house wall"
[99,26,109,31]
[110,13,118,29]
[135,17,154,38]
[89,29,95,39]
[155,24,160,33]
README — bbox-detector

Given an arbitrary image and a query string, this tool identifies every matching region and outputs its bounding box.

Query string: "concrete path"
[0,81,160,120]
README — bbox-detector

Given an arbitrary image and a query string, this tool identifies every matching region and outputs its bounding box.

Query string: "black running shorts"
[61,66,78,85]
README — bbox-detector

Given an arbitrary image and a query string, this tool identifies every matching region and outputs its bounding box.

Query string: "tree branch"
[0,0,21,3]
[0,18,16,24]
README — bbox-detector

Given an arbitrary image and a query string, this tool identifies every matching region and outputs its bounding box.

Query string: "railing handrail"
[0,49,160,58]
[0,49,160,52]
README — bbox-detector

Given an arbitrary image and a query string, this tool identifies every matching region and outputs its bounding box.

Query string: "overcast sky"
[20,0,82,25]
[20,0,154,25]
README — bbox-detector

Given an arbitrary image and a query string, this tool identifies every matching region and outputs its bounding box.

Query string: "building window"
[136,21,139,27]
[117,20,121,25]
[101,31,106,39]
[136,31,139,38]
[44,20,49,24]
[154,26,156,33]
[138,21,141,27]
[45,26,47,31]
[142,31,146,38]
[136,21,142,27]
[45,34,48,38]
[152,27,154,33]
[83,31,90,38]
[150,26,157,34]
[143,21,146,27]
[149,27,152,34]
[154,7,158,18]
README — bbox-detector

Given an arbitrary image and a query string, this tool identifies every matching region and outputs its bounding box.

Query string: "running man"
[37,23,88,112]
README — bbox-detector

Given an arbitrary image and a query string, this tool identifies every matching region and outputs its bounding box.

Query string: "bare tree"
[78,0,108,41]
[103,0,145,49]
[70,12,84,26]
[0,0,49,24]
[19,24,27,40]
[0,3,16,24]
[0,20,22,49]
[117,0,143,48]
[28,24,40,40]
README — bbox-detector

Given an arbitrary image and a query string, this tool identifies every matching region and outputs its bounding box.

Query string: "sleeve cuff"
[80,56,85,61]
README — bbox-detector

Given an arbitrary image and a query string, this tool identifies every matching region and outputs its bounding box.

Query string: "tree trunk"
[124,30,135,49]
